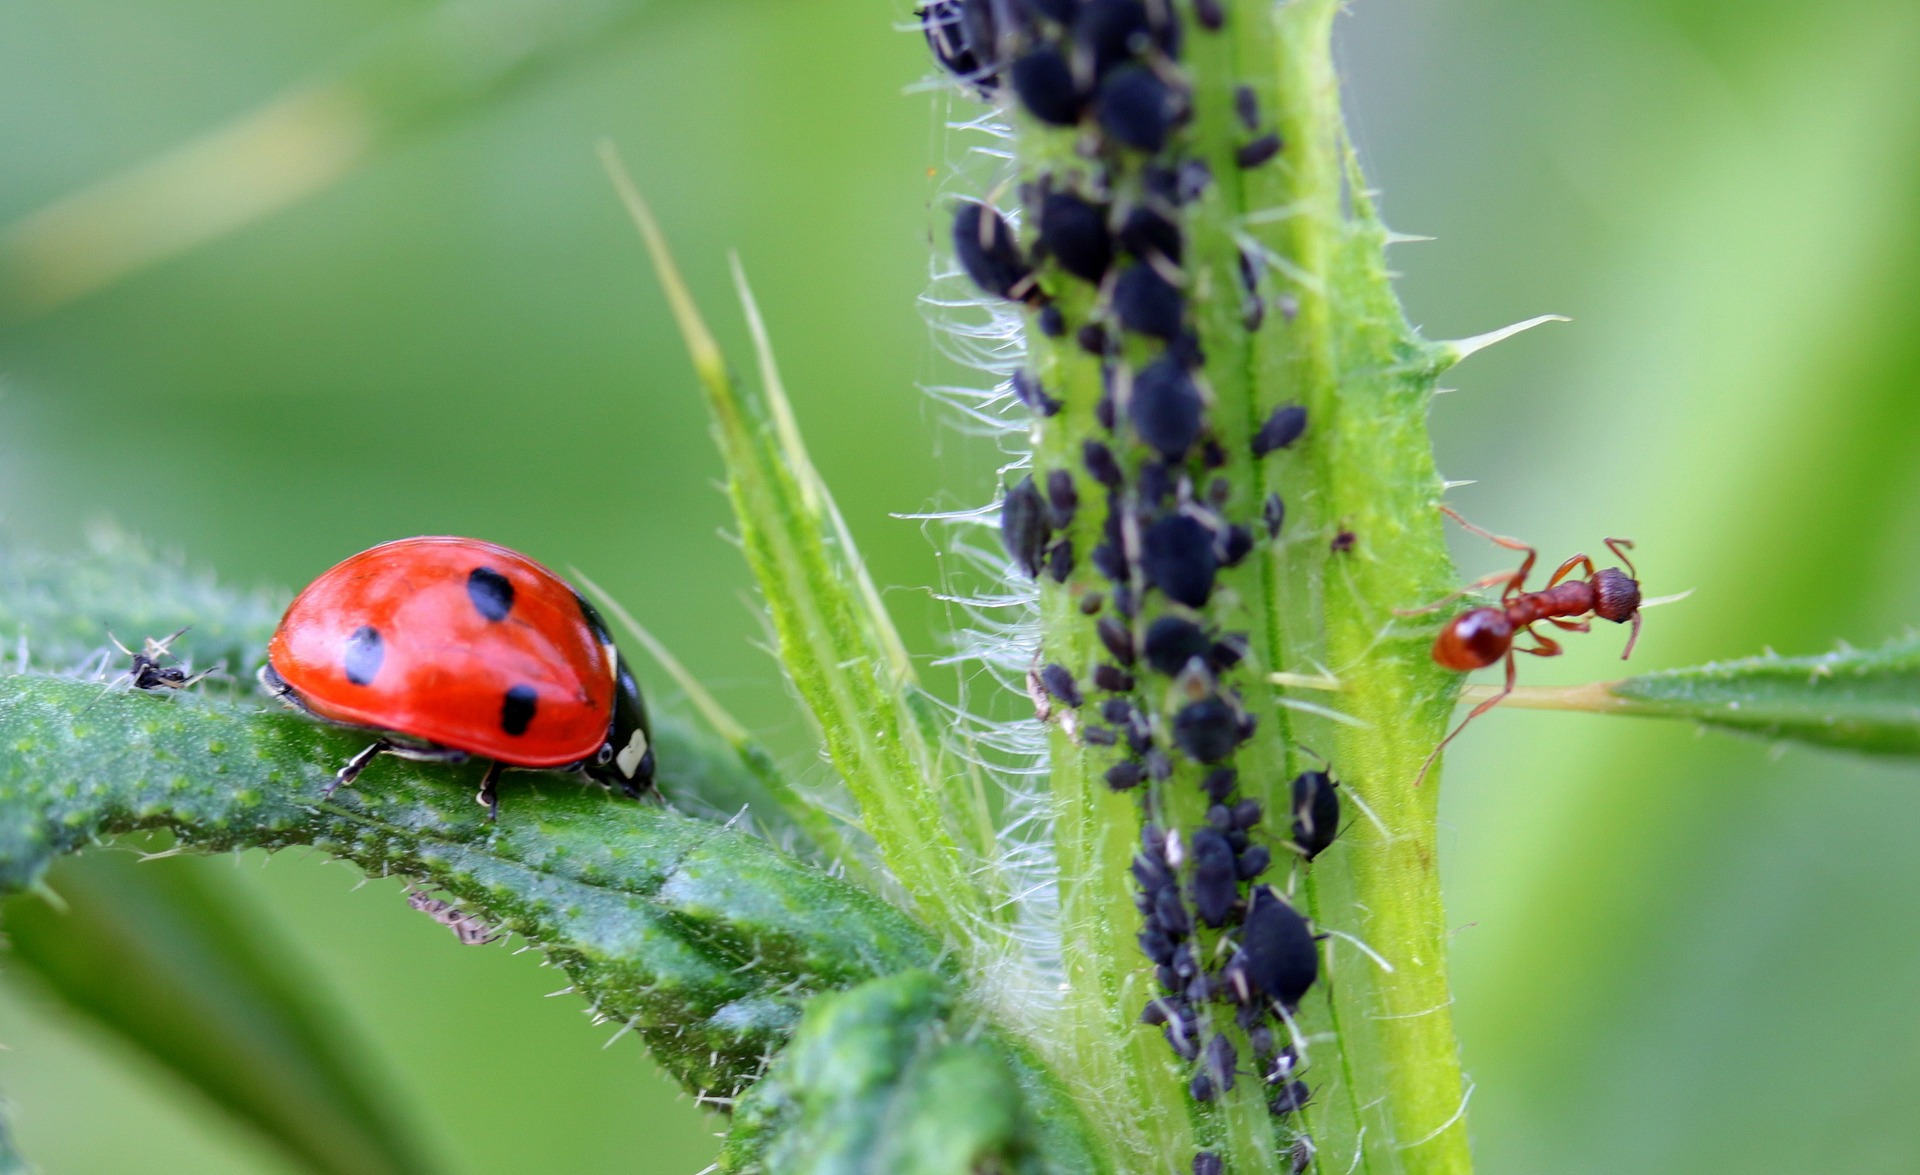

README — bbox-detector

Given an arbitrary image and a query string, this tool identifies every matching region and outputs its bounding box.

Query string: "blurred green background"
[2,0,1917,1170]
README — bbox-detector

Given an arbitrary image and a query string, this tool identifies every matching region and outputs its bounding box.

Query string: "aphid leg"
[1544,554,1595,589]
[1414,651,1518,787]
[329,739,392,797]
[477,760,504,822]
[1605,537,1638,579]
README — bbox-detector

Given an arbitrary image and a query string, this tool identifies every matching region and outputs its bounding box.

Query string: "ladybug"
[260,537,655,819]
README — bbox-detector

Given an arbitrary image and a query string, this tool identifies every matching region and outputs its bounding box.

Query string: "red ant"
[1403,507,1643,783]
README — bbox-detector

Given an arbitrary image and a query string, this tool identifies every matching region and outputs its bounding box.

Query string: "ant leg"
[1605,537,1638,579]
[1438,507,1538,600]
[1546,617,1591,633]
[1517,630,1563,658]
[1415,652,1518,787]
[1393,568,1516,617]
[476,760,504,822]
[1622,610,1643,660]
[1545,555,1596,589]
[329,740,392,798]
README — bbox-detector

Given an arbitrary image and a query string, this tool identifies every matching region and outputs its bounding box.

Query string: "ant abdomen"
[1433,607,1511,672]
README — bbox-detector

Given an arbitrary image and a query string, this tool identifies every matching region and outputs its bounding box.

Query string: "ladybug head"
[589,655,655,798]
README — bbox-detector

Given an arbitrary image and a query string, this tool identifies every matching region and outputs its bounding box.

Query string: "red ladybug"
[261,537,655,819]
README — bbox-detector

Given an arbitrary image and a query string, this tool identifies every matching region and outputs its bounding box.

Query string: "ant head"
[1592,568,1641,624]
[1432,607,1512,672]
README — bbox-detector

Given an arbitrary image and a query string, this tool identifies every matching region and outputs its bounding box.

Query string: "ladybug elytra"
[261,537,655,819]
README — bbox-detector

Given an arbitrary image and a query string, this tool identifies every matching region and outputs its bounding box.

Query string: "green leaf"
[0,675,939,1098]
[1603,637,1920,754]
[4,851,439,1175]
[718,970,1106,1175]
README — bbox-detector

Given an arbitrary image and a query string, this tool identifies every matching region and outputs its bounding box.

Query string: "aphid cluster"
[923,0,1333,1160]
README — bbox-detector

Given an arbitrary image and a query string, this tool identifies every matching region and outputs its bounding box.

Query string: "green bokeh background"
[2,0,1917,1170]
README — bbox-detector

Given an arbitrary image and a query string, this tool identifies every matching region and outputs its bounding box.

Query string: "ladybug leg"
[476,760,504,822]
[329,739,392,798]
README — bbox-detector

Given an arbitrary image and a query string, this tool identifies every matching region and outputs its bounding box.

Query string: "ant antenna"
[1605,537,1637,579]
[1622,610,1643,661]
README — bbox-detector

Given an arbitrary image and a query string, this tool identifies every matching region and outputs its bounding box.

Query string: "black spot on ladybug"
[953,201,1032,301]
[1253,404,1308,455]
[1234,84,1259,130]
[1001,475,1051,578]
[1194,0,1224,30]
[1128,354,1202,462]
[1118,205,1182,265]
[1083,439,1123,487]
[1236,886,1318,1007]
[1095,66,1179,153]
[1113,264,1185,340]
[467,566,515,622]
[1237,132,1284,169]
[574,592,615,646]
[1011,46,1085,125]
[1040,663,1084,708]
[1039,192,1114,283]
[501,684,539,736]
[1143,616,1209,675]
[1263,491,1286,539]
[1174,697,1240,763]
[342,626,385,687]
[1291,769,1341,861]
[1141,514,1218,607]
[1188,826,1238,927]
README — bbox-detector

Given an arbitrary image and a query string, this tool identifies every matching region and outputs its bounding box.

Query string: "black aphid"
[1103,697,1137,727]
[1177,159,1213,202]
[1046,538,1075,583]
[1145,747,1173,780]
[1095,387,1117,431]
[1001,475,1050,577]
[1118,205,1183,265]
[1289,1138,1316,1175]
[958,0,1006,67]
[1236,844,1271,881]
[1238,245,1261,293]
[1011,46,1085,125]
[1128,353,1203,460]
[1263,491,1286,538]
[1112,582,1137,617]
[1095,65,1179,153]
[1197,433,1224,466]
[1083,438,1123,487]
[1096,616,1136,665]
[1077,322,1109,355]
[1206,475,1231,508]
[1152,886,1191,938]
[1038,303,1066,337]
[1078,590,1105,615]
[1247,1024,1275,1059]
[1132,851,1172,892]
[1139,924,1175,964]
[1174,697,1241,763]
[1039,192,1114,282]
[1040,663,1084,708]
[1243,291,1266,333]
[1165,1018,1200,1061]
[1091,543,1126,582]
[1137,460,1172,508]
[1205,1033,1238,1092]
[1011,369,1061,416]
[1210,635,1247,671]
[921,2,993,91]
[1217,524,1254,568]
[1141,998,1171,1026]
[1141,514,1218,607]
[1143,615,1210,675]
[1237,132,1284,169]
[1073,0,1154,78]
[1083,724,1118,746]
[1045,468,1080,529]
[1291,769,1340,861]
[1189,1073,1215,1102]
[1331,529,1356,554]
[1234,84,1259,130]
[1270,1080,1313,1117]
[953,201,1032,300]
[1194,0,1224,30]
[1188,826,1239,928]
[1092,663,1135,692]
[1021,0,1079,21]
[1106,760,1145,791]
[1236,886,1319,1007]
[1231,799,1262,830]
[1253,404,1308,455]
[1193,1152,1224,1175]
[1202,767,1237,803]
[1113,263,1185,340]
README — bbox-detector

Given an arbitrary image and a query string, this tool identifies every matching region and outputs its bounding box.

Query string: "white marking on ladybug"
[616,728,650,778]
